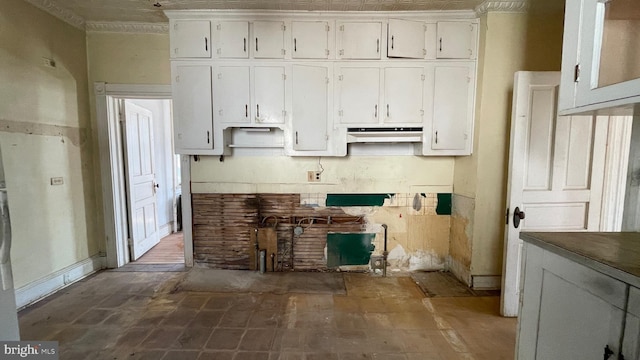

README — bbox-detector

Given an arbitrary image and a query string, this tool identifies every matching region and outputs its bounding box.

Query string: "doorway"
[94,83,193,269]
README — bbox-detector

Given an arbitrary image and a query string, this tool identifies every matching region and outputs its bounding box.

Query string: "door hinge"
[325,49,330,56]
[216,24,221,30]
[326,134,329,140]
[326,25,330,32]
[339,110,344,116]
[574,64,580,82]
[282,74,287,80]
[173,23,178,30]
[339,49,344,56]
[421,74,425,81]
[339,25,344,31]
[281,49,286,55]
[423,49,427,56]
[326,77,330,84]
[282,110,287,117]
[338,75,343,81]
[217,73,222,79]
[281,24,286,31]
[127,238,133,246]
[175,75,180,83]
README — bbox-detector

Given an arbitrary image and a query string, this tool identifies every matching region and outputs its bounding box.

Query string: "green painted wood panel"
[326,233,376,268]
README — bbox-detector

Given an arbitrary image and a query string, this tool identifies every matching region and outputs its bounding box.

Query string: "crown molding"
[23,0,85,30]
[86,22,169,34]
[475,1,530,15]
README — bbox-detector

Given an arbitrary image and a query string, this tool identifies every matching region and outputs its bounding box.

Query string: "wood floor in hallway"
[135,232,184,264]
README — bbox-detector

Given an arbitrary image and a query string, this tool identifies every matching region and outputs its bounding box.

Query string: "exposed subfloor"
[18,270,516,360]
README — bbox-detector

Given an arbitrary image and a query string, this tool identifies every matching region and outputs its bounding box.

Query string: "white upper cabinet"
[213,65,286,126]
[337,22,382,60]
[170,20,211,59]
[336,66,381,125]
[387,19,426,59]
[216,21,249,58]
[436,21,476,59]
[214,66,251,124]
[172,64,213,152]
[253,21,285,59]
[384,67,424,124]
[253,66,286,124]
[291,64,330,151]
[292,21,330,59]
[428,63,474,154]
[559,0,640,114]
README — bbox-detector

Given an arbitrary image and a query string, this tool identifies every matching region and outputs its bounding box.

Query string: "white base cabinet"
[167,11,478,156]
[518,235,640,360]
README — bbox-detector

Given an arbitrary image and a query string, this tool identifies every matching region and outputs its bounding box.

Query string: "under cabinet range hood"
[346,127,423,143]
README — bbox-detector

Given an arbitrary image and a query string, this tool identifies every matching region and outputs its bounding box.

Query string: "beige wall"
[85,32,170,253]
[452,8,565,283]
[0,0,97,287]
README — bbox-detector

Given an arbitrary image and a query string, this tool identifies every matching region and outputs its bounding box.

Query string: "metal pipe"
[381,224,388,277]
[254,228,259,272]
[259,250,266,274]
[270,253,275,272]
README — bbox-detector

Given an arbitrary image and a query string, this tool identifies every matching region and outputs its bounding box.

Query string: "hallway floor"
[18,270,516,360]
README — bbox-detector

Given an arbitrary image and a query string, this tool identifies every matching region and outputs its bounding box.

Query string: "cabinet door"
[432,65,472,150]
[214,66,251,124]
[253,21,285,59]
[337,66,380,125]
[384,67,424,124]
[622,286,640,360]
[387,19,425,59]
[216,21,249,58]
[173,65,213,151]
[436,22,474,59]
[292,65,329,151]
[337,22,381,60]
[253,66,285,124]
[292,21,329,59]
[170,20,211,59]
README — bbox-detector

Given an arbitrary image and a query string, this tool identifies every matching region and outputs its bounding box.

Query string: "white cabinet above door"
[337,22,382,60]
[387,19,426,59]
[291,64,330,152]
[292,21,330,59]
[436,21,476,59]
[216,21,249,58]
[253,21,285,59]
[170,20,211,59]
[336,65,381,125]
[384,67,424,124]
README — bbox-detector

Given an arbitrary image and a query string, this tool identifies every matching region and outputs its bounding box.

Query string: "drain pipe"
[254,228,260,272]
[381,224,388,277]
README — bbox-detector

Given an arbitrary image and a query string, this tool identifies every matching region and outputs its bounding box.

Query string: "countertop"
[520,232,640,288]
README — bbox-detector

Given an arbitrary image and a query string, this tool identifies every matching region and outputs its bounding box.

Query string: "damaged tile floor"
[18,270,517,360]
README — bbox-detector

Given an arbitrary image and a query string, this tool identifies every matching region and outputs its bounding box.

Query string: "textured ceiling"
[27,0,487,23]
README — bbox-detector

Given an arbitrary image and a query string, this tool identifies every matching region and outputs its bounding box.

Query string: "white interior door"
[501,71,607,317]
[122,100,160,261]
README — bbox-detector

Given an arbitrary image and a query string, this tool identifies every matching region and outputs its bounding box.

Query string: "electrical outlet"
[50,177,64,185]
[307,171,321,182]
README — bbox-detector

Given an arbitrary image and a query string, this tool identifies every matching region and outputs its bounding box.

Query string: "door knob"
[513,207,525,229]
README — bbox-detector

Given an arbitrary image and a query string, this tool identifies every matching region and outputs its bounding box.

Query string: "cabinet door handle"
[205,37,208,51]
[391,35,394,50]
[294,38,297,52]
[245,104,248,118]
[435,131,438,144]
[256,37,259,52]
[257,104,260,118]
[439,38,443,52]
[374,105,378,118]
[376,39,379,53]
[207,131,210,144]
[244,37,247,52]
[386,104,390,118]
[295,131,299,145]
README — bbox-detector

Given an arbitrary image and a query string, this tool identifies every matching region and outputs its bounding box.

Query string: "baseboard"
[159,223,173,239]
[15,255,105,309]
[446,256,472,287]
[472,275,502,290]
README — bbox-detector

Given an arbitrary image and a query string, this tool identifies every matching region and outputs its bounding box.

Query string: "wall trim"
[15,255,105,309]
[86,21,169,34]
[471,275,502,290]
[23,0,85,30]
[159,223,173,239]
[475,1,529,15]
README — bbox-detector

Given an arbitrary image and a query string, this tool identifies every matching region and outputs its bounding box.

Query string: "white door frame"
[94,82,193,268]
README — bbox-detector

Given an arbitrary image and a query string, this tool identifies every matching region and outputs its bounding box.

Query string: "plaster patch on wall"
[449,194,475,285]
[0,119,87,146]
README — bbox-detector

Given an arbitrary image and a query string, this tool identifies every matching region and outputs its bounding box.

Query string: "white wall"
[0,0,97,288]
[128,99,175,231]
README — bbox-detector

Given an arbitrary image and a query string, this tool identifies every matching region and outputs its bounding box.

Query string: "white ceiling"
[27,0,490,24]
